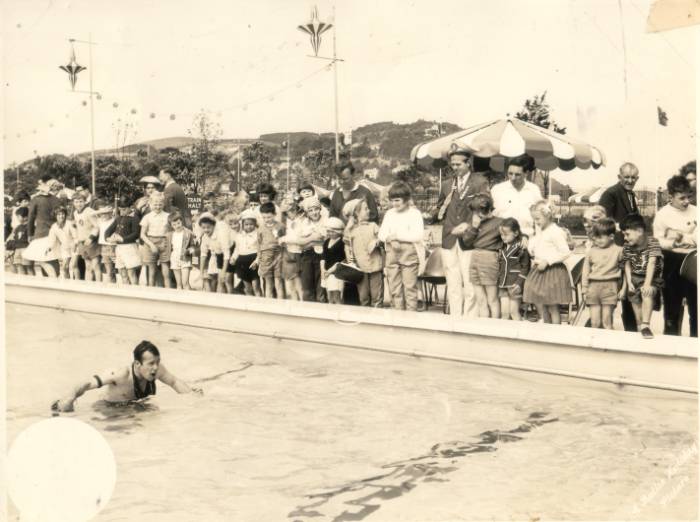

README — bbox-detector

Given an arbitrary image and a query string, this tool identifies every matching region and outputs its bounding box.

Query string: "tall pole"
[237,138,241,192]
[88,33,96,195]
[286,134,291,191]
[332,6,340,164]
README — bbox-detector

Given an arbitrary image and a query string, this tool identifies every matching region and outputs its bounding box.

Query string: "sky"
[1,0,697,191]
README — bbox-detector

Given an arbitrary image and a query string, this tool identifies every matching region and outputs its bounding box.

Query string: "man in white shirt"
[491,155,542,237]
[653,175,697,337]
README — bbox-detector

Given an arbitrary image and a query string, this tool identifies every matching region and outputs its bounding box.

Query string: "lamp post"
[61,35,100,195]
[298,6,343,164]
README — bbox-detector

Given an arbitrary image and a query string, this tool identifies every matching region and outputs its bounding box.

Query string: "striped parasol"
[410,118,605,171]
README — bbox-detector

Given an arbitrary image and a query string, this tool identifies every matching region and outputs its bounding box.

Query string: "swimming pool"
[6,303,698,521]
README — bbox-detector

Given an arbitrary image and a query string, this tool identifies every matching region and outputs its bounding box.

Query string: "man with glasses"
[491,155,542,238]
[599,162,642,332]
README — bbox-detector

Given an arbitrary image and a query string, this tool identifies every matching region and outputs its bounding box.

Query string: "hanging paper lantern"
[113,102,119,108]
[130,108,137,114]
[82,100,87,106]
[150,113,156,118]
[169,114,176,120]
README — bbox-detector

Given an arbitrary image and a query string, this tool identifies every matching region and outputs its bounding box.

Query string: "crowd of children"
[5,173,697,339]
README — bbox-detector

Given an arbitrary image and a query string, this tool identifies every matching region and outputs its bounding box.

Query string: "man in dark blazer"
[429,147,489,317]
[158,169,192,228]
[599,162,641,332]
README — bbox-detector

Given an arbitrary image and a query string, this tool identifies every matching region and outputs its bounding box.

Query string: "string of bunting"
[3,62,334,145]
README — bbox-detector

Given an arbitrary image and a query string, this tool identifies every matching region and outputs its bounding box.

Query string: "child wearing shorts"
[230,209,261,296]
[95,200,117,283]
[209,210,233,293]
[221,212,239,294]
[47,206,76,279]
[72,194,101,281]
[582,218,625,330]
[321,217,347,304]
[6,206,31,274]
[458,193,504,318]
[167,211,196,290]
[253,202,285,299]
[278,201,304,301]
[140,192,171,288]
[497,218,530,321]
[105,196,142,285]
[621,213,664,339]
[198,214,217,292]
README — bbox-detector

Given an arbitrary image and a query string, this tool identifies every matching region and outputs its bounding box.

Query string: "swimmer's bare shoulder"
[52,366,131,412]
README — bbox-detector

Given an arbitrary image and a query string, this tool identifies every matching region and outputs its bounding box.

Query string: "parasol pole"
[287,134,291,191]
[237,138,241,192]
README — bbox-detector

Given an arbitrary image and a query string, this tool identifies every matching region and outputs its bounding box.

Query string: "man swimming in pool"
[51,340,202,412]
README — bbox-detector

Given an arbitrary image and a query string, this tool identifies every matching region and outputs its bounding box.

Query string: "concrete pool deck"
[5,274,697,394]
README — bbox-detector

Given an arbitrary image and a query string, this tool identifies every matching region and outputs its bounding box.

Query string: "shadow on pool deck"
[288,411,559,522]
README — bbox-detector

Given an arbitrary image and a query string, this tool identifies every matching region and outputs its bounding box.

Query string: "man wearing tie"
[599,162,642,332]
[429,146,489,317]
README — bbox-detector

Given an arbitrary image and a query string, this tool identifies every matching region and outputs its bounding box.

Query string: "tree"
[187,110,224,193]
[301,148,336,188]
[515,92,568,198]
[515,91,566,134]
[242,141,273,189]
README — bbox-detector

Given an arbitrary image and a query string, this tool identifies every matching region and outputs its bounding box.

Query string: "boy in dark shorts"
[620,214,664,339]
[253,202,285,298]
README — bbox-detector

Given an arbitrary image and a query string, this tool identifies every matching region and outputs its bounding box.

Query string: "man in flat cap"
[429,146,489,317]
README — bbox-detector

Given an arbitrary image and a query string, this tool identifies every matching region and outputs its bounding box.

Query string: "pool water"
[5,303,698,521]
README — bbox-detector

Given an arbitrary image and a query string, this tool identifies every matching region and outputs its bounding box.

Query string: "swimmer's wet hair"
[133,341,160,362]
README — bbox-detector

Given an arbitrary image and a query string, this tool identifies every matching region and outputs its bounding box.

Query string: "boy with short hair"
[198,214,218,292]
[6,206,31,274]
[653,175,697,337]
[140,192,171,288]
[378,182,425,311]
[95,199,117,283]
[72,193,101,281]
[252,202,285,298]
[582,218,625,330]
[620,213,664,339]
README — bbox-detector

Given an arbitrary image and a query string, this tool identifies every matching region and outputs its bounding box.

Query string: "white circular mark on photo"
[8,417,117,522]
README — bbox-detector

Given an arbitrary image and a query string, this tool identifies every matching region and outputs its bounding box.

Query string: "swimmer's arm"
[157,364,202,395]
[52,368,124,412]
